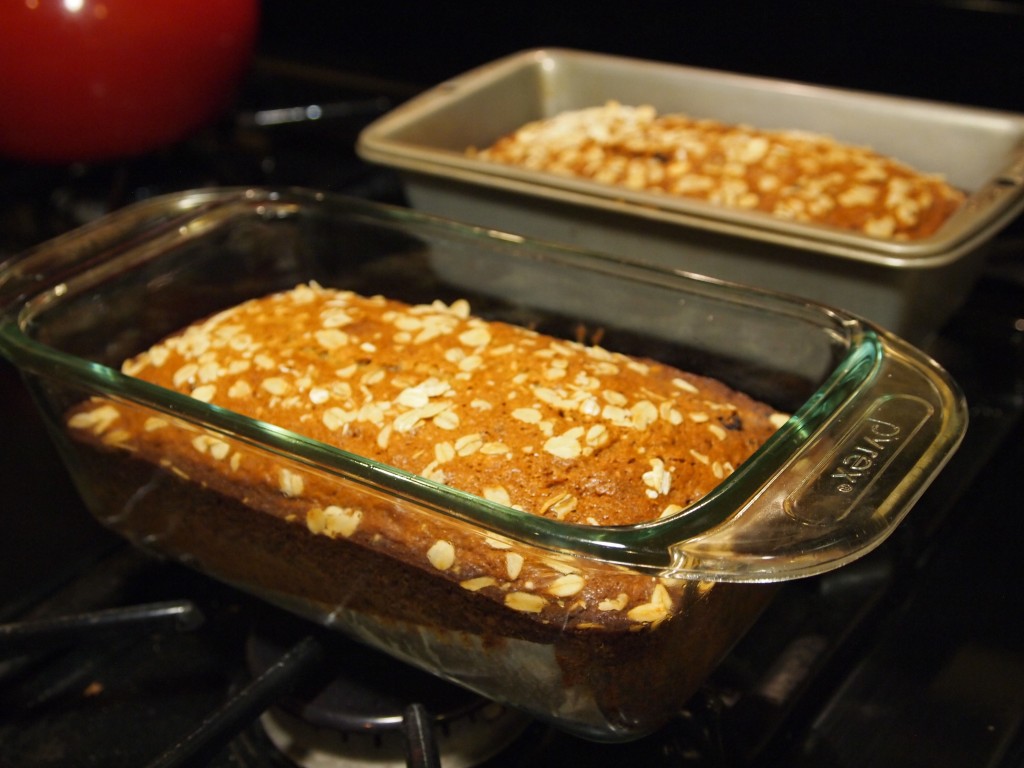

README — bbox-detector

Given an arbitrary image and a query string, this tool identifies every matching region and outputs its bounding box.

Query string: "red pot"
[0,0,259,163]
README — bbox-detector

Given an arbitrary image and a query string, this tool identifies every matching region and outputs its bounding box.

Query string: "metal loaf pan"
[357,48,1024,343]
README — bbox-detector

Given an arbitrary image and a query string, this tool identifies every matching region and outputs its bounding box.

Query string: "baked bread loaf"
[66,282,785,736]
[468,101,965,241]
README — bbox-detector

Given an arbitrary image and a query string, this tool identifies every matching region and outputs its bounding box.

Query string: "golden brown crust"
[469,101,965,241]
[67,283,784,632]
[110,283,783,523]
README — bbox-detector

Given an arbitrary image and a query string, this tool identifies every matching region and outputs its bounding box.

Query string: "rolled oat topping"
[469,101,964,241]
[100,283,784,526]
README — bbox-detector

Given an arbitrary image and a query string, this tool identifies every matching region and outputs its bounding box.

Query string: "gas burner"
[259,702,530,768]
[245,617,532,767]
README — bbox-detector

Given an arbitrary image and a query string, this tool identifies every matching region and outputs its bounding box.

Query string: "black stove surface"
[2,57,1024,768]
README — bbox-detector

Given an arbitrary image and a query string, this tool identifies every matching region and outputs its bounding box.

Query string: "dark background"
[255,0,1024,113]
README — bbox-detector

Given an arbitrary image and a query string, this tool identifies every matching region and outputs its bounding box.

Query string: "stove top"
[1,57,1023,768]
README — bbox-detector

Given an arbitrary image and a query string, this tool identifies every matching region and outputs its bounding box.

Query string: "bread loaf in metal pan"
[470,101,965,241]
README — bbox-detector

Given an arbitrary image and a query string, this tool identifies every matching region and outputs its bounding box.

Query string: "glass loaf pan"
[0,188,966,741]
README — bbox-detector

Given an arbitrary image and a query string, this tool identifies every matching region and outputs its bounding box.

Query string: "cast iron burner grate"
[0,550,460,768]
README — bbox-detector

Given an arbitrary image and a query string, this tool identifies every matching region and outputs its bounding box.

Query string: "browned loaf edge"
[72,440,774,730]
[469,101,966,241]
[66,283,782,727]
